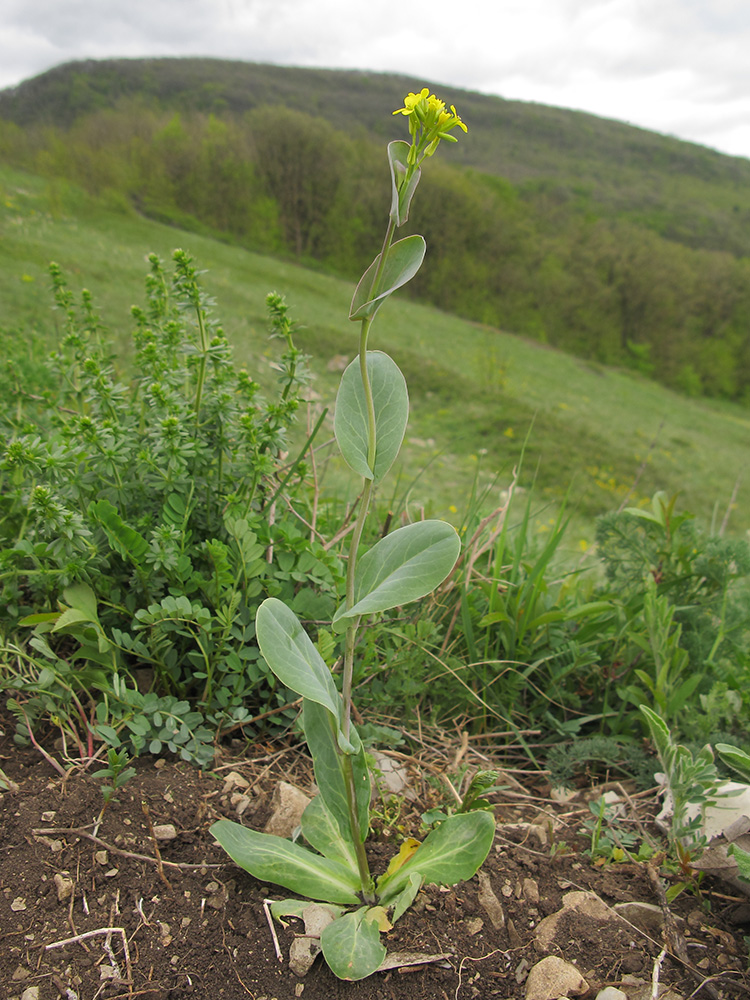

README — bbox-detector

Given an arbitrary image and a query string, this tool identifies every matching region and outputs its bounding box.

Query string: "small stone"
[223,770,250,792]
[21,988,40,1000]
[207,883,229,909]
[535,891,623,952]
[104,868,119,878]
[230,792,252,816]
[289,936,321,976]
[466,917,484,936]
[525,956,588,1000]
[302,903,336,938]
[54,873,74,903]
[34,835,63,852]
[95,850,108,865]
[295,984,305,997]
[12,965,32,981]
[41,810,56,822]
[10,897,27,911]
[523,878,540,904]
[372,752,409,795]
[614,901,684,936]
[595,988,628,1000]
[477,871,505,930]
[263,782,312,838]
[153,824,177,841]
[99,965,117,981]
[501,822,548,848]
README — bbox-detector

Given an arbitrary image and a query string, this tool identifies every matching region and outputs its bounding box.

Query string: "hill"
[2,58,750,404]
[3,57,750,254]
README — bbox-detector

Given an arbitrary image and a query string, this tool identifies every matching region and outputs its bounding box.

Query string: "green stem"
[193,305,209,433]
[342,478,373,740]
[343,754,376,903]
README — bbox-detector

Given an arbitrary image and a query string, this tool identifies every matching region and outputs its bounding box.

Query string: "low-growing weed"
[0,252,341,763]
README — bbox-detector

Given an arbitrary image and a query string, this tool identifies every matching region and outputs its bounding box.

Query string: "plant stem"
[342,478,372,740]
[340,217,398,739]
[343,754,376,903]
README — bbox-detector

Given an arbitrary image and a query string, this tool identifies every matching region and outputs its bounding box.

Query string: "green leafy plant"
[583,795,638,864]
[211,89,495,981]
[1,256,339,762]
[93,745,137,821]
[640,705,723,878]
[618,577,699,721]
[595,491,750,741]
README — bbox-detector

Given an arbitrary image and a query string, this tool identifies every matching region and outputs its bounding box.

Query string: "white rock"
[263,782,312,838]
[222,770,250,793]
[301,903,336,938]
[289,936,321,976]
[153,823,177,841]
[595,988,628,1000]
[21,988,40,1000]
[54,873,74,903]
[372,752,409,794]
[525,956,588,1000]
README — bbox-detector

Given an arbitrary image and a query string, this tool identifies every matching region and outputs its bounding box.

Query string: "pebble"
[595,988,628,1000]
[525,955,588,1000]
[54,873,74,903]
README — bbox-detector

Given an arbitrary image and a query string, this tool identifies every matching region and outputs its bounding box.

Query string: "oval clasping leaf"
[349,235,426,323]
[256,598,342,721]
[388,140,421,226]
[334,351,408,483]
[332,520,460,632]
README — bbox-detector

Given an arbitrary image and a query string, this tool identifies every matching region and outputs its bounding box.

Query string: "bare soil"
[1,710,748,1000]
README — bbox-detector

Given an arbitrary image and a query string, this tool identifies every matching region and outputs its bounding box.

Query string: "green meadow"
[3,164,747,545]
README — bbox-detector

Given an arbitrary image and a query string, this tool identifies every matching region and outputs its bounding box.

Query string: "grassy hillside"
[2,164,749,541]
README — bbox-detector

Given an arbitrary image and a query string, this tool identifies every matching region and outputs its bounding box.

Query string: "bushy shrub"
[0,252,343,762]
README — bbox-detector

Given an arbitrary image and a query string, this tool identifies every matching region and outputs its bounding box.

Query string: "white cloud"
[0,0,749,159]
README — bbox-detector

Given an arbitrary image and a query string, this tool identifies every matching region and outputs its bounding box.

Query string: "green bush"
[0,252,343,763]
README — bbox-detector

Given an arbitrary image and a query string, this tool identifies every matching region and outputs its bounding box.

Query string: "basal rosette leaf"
[320,907,386,980]
[209,819,361,905]
[332,520,460,632]
[377,811,495,904]
[303,700,371,844]
[334,351,408,483]
[301,790,359,874]
[349,235,425,323]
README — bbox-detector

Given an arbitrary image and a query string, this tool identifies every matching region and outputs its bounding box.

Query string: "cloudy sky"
[2,0,750,160]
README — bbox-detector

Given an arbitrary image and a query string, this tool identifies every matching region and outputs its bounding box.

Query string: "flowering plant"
[211,90,494,981]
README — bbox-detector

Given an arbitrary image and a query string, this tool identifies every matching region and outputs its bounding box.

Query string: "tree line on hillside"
[2,103,750,401]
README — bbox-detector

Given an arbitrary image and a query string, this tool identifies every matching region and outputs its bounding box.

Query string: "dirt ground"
[1,708,748,1000]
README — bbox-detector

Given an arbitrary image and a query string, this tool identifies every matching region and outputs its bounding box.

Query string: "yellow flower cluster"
[393,88,467,165]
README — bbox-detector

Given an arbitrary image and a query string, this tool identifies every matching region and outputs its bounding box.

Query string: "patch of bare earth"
[1,710,748,1000]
